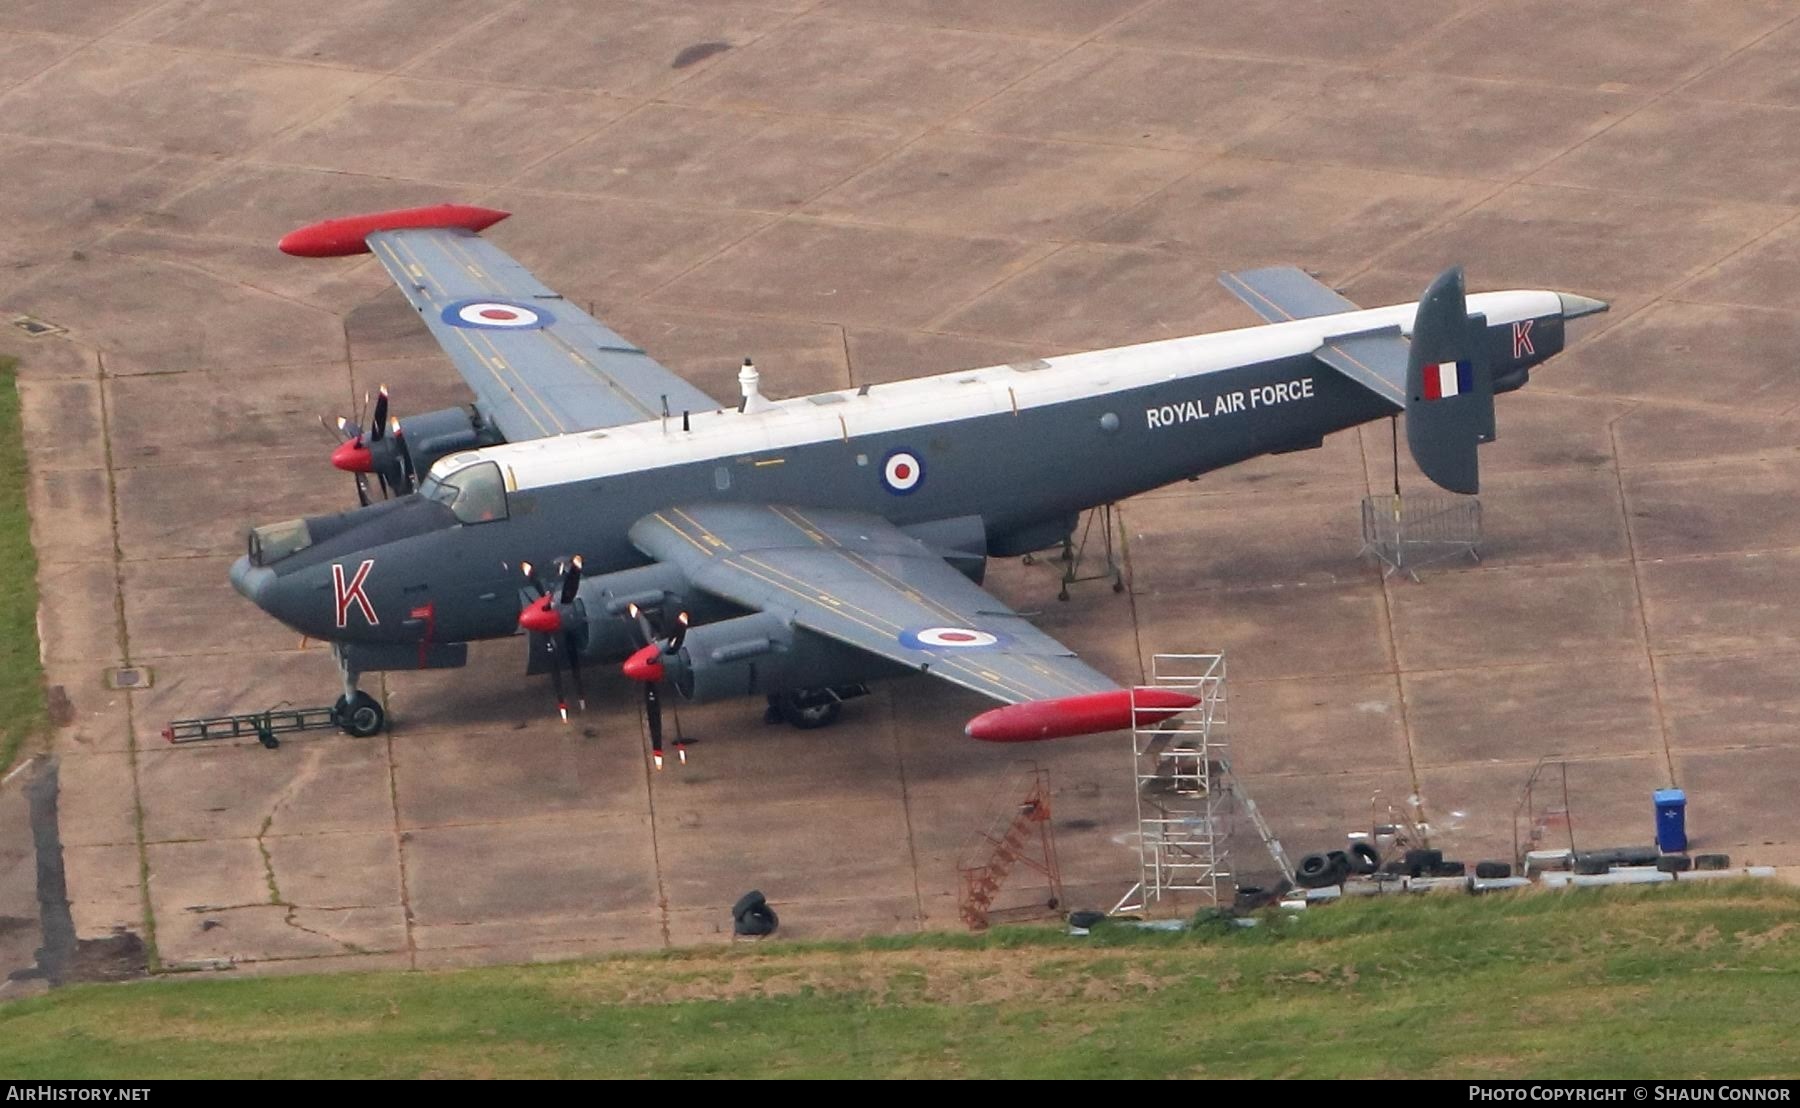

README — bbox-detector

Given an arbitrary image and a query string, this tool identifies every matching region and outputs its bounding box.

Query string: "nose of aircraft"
[229,555,275,610]
[1557,293,1609,320]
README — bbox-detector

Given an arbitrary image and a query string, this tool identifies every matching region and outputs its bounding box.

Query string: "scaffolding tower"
[1114,653,1231,914]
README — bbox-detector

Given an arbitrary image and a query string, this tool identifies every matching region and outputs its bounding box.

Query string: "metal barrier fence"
[1359,494,1481,580]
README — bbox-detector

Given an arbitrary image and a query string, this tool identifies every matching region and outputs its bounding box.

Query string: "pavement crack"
[255,815,280,906]
[279,907,366,956]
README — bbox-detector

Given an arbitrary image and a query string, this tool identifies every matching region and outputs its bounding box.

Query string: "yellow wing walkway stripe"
[772,507,1094,698]
[438,232,662,423]
[655,508,1046,701]
[386,235,569,436]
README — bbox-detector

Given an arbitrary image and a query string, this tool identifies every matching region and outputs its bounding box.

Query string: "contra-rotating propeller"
[517,556,586,721]
[621,603,690,769]
[325,386,416,506]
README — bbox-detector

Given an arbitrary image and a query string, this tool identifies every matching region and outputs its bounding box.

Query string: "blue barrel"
[1654,788,1688,854]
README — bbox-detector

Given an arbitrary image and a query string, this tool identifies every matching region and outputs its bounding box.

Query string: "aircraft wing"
[358,222,723,442]
[1220,266,1361,323]
[629,503,1120,706]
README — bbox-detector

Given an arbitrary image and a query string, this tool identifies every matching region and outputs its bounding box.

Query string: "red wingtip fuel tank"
[278,203,511,257]
[965,688,1201,742]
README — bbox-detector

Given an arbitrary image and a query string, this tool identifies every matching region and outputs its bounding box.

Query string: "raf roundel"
[881,449,924,495]
[441,299,555,330]
[900,626,1004,651]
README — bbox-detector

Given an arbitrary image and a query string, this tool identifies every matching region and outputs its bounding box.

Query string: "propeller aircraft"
[230,204,1606,752]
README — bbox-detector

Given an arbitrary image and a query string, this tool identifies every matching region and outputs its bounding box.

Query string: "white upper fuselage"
[432,290,1563,494]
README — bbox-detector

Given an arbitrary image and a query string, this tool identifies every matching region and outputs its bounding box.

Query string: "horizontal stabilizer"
[1220,266,1361,323]
[1312,325,1408,409]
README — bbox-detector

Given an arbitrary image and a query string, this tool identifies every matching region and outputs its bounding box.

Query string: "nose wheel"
[330,645,386,737]
[333,691,386,738]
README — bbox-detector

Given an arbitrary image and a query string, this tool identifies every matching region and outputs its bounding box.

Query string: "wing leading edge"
[282,205,722,443]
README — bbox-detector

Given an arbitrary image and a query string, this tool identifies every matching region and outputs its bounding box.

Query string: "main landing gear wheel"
[334,691,385,738]
[775,692,841,730]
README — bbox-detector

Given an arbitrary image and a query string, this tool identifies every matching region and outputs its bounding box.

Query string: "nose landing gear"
[331,644,387,737]
[332,691,385,738]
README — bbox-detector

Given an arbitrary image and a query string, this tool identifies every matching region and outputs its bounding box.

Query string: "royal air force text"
[1146,377,1315,430]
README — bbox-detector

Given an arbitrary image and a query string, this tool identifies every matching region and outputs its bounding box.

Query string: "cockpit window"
[248,518,311,566]
[420,460,508,525]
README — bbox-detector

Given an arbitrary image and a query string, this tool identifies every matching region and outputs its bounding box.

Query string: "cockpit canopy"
[246,460,508,569]
[247,518,311,566]
[418,459,508,525]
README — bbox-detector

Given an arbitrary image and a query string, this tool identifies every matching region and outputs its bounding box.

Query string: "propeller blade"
[563,631,586,712]
[667,611,690,653]
[354,473,370,508]
[559,555,584,605]
[394,426,416,492]
[644,682,663,770]
[544,634,568,722]
[521,562,546,599]
[375,470,389,499]
[370,386,389,441]
[626,602,656,648]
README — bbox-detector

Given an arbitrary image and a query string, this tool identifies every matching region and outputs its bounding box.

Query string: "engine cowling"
[398,406,504,482]
[667,612,901,702]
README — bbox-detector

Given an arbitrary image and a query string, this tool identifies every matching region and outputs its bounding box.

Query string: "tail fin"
[1405,267,1493,495]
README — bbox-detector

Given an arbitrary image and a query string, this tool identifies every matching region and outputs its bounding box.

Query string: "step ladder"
[957,766,1063,930]
[1219,757,1295,886]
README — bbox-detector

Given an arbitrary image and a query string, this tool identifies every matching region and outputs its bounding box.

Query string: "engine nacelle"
[397,406,504,480]
[569,562,701,662]
[670,611,900,702]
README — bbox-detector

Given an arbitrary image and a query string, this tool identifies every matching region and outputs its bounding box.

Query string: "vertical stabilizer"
[1405,267,1493,495]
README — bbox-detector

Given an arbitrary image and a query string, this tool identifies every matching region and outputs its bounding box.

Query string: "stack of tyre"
[1570,846,1731,876]
[732,890,779,937]
[1292,846,1516,890]
[1293,843,1382,888]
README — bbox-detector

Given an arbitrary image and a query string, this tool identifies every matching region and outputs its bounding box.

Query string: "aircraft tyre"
[776,692,841,730]
[734,905,778,937]
[337,691,385,738]
[1295,853,1337,889]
